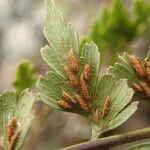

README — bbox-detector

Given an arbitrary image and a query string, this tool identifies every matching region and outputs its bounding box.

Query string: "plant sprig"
[0,89,37,150]
[37,0,139,139]
[108,49,150,102]
[13,60,37,95]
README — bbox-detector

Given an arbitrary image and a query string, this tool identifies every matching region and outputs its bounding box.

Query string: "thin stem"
[64,127,150,150]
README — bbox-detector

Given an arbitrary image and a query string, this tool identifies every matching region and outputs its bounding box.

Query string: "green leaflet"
[90,75,138,139]
[13,60,37,95]
[80,42,101,95]
[42,0,79,78]
[145,48,150,62]
[128,141,150,150]
[0,89,36,150]
[37,42,101,116]
[108,50,150,102]
[108,52,140,87]
[37,0,139,139]
[37,73,138,139]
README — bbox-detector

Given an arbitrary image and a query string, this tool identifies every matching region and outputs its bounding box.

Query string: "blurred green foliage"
[80,0,150,64]
[13,60,37,95]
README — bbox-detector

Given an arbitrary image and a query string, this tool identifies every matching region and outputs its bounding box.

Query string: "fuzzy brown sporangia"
[129,55,145,78]
[58,51,92,113]
[93,109,100,123]
[75,94,90,112]
[83,64,91,81]
[139,82,150,98]
[133,82,150,98]
[62,91,75,103]
[133,83,143,92]
[145,62,150,82]
[80,74,91,100]
[7,117,16,143]
[129,55,150,98]
[64,65,78,87]
[68,50,79,72]
[8,129,21,150]
[58,99,72,109]
[101,96,111,118]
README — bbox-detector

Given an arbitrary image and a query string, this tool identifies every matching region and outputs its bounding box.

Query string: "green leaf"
[80,42,101,94]
[145,48,150,62]
[108,52,139,87]
[90,75,138,139]
[41,0,79,78]
[128,141,150,150]
[37,42,101,114]
[108,51,150,102]
[0,89,36,150]
[79,35,91,50]
[13,60,37,95]
[37,0,138,139]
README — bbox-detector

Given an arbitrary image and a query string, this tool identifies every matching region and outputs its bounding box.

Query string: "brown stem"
[64,127,150,150]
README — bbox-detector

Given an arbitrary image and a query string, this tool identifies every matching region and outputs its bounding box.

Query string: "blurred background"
[0,0,150,149]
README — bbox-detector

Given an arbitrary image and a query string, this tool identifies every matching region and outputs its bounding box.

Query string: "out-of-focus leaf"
[81,0,150,64]
[89,0,137,64]
[37,0,138,139]
[134,0,150,36]
[13,60,37,95]
[128,141,150,150]
[0,89,36,150]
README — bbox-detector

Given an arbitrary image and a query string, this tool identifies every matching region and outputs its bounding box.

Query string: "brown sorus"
[129,55,145,78]
[83,64,91,81]
[68,50,79,72]
[64,65,78,87]
[139,82,150,98]
[58,99,72,109]
[8,129,21,150]
[7,117,16,143]
[75,94,90,112]
[80,75,91,100]
[145,62,150,82]
[101,96,111,118]
[62,91,75,103]
[69,75,78,87]
[93,109,100,123]
[132,83,143,92]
